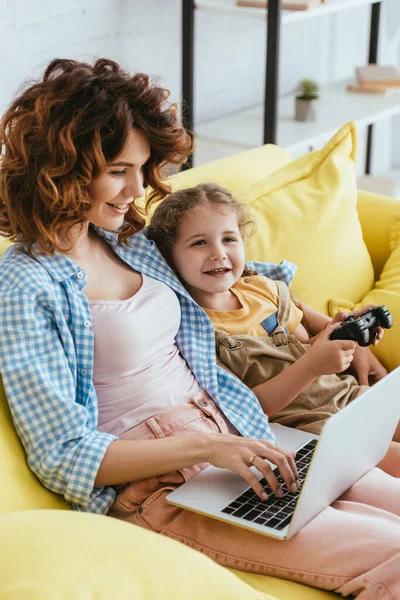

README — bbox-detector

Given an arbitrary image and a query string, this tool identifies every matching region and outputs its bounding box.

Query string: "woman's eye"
[110,170,127,177]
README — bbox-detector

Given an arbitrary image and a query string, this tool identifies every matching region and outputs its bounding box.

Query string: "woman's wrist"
[96,433,215,487]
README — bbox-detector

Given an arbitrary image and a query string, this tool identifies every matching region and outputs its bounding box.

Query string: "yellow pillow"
[235,122,375,315]
[144,143,293,221]
[329,241,400,372]
[167,143,292,192]
[0,510,274,600]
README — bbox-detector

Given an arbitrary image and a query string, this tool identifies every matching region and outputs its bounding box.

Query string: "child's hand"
[350,304,385,346]
[331,307,385,346]
[306,323,356,377]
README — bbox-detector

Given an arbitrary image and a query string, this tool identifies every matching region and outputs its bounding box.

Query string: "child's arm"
[296,302,330,337]
[253,324,356,416]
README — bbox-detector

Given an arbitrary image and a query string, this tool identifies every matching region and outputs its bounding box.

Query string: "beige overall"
[215,281,369,434]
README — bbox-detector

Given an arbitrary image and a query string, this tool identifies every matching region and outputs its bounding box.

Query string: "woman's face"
[87,127,151,230]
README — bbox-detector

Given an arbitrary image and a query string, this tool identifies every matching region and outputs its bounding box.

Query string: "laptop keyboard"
[221,438,318,531]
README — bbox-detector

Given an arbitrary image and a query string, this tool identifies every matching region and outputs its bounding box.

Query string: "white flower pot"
[295,97,318,122]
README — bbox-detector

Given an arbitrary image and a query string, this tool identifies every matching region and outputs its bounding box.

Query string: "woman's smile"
[106,202,131,214]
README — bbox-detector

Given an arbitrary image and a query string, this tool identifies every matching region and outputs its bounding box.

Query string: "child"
[148,182,399,476]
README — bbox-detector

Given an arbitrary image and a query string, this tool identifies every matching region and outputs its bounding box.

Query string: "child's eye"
[223,237,238,243]
[191,240,206,246]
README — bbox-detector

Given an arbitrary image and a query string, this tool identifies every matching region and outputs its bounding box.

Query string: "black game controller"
[330,305,393,347]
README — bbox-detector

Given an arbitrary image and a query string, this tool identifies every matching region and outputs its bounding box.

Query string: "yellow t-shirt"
[203,275,303,337]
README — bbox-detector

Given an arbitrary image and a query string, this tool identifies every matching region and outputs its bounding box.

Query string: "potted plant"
[295,79,319,122]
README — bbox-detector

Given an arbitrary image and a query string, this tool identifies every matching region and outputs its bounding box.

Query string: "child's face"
[171,203,246,304]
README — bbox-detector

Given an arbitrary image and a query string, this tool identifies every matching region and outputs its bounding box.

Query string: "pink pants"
[110,393,400,599]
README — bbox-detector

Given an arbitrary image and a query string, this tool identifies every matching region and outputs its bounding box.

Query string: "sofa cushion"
[329,240,400,372]
[233,122,375,315]
[0,510,275,600]
[0,237,68,512]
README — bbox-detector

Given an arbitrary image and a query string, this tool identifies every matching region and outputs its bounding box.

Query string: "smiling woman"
[0,58,190,257]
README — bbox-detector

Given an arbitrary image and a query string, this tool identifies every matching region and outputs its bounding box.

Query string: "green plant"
[297,79,319,100]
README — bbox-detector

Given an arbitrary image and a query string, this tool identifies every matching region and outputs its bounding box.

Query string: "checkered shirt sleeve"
[0,251,117,513]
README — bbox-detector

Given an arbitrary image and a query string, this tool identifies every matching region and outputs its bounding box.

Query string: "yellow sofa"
[1,127,399,599]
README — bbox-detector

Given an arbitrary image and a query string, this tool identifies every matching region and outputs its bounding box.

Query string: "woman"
[0,58,399,599]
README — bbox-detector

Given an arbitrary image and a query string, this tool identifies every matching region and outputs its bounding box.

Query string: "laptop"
[168,366,400,540]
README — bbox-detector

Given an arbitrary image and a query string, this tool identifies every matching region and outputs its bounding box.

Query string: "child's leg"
[377,441,400,477]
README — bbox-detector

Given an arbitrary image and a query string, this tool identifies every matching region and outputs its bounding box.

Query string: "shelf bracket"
[365,1,381,175]
[182,0,195,170]
[264,0,281,145]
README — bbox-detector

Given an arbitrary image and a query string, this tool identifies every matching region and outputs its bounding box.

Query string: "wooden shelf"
[195,0,387,24]
[196,80,400,155]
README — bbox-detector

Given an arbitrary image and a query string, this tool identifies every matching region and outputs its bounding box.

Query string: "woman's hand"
[205,433,299,501]
[350,345,387,386]
[306,323,356,376]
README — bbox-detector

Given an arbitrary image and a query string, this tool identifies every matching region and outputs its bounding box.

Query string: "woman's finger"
[256,446,299,494]
[251,457,281,498]
[261,443,299,483]
[238,464,270,501]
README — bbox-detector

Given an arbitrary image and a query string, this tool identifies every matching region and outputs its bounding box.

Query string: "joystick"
[330,305,393,347]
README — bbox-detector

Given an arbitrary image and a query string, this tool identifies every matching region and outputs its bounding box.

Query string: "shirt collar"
[31,248,80,283]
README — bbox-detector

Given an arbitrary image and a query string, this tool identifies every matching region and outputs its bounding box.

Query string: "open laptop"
[168,366,400,540]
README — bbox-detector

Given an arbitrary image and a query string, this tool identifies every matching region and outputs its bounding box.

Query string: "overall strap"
[215,329,243,351]
[272,280,292,348]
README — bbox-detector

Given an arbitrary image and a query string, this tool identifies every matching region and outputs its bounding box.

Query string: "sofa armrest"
[357,189,400,279]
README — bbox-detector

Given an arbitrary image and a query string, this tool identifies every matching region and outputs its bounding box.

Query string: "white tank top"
[89,273,201,436]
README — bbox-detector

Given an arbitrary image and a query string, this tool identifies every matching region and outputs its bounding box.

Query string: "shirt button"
[244,277,251,283]
[81,369,87,375]
[83,320,91,328]
[198,399,208,408]
[77,271,85,280]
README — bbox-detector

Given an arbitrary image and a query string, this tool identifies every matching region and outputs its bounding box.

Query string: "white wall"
[0,0,399,174]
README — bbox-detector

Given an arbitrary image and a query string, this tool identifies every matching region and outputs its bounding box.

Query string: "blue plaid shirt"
[0,227,296,514]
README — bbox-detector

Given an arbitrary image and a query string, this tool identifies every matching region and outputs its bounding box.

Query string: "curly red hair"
[0,58,192,256]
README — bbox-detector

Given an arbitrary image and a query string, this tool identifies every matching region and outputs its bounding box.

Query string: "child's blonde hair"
[147,183,256,275]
